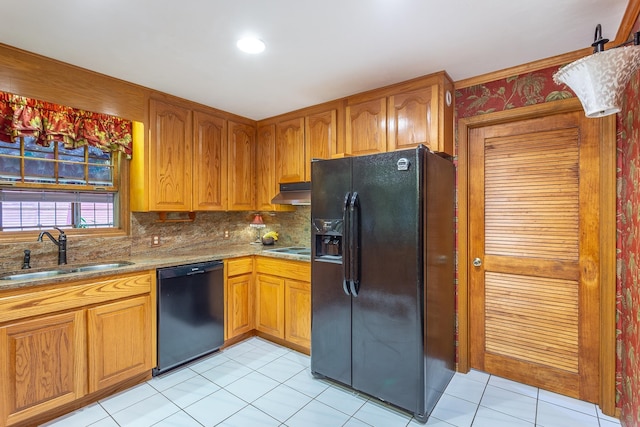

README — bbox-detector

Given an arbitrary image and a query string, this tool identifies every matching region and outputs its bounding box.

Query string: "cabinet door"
[149,99,193,211]
[0,311,85,427]
[193,111,228,211]
[255,274,285,339]
[276,117,305,183]
[305,110,337,181]
[87,296,152,393]
[284,279,311,349]
[226,274,255,339]
[228,121,255,211]
[346,97,387,155]
[256,124,277,211]
[387,86,437,152]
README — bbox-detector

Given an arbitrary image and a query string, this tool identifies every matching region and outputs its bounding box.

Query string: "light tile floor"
[42,337,623,427]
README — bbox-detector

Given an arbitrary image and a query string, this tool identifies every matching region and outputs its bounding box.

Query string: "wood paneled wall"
[0,43,255,129]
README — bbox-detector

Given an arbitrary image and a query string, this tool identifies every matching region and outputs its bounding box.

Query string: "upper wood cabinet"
[346,97,387,156]
[387,80,453,154]
[228,121,255,211]
[132,98,256,212]
[256,124,277,211]
[193,111,228,211]
[256,107,337,210]
[276,117,305,184]
[342,72,454,156]
[388,86,436,151]
[148,99,193,211]
[305,109,337,182]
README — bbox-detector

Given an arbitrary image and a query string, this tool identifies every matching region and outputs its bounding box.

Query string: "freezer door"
[350,148,425,414]
[310,157,353,385]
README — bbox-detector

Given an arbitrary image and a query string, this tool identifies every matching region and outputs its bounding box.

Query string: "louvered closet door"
[468,110,600,402]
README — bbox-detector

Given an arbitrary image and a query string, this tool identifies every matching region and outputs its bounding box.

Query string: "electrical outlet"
[151,235,160,246]
[223,230,230,239]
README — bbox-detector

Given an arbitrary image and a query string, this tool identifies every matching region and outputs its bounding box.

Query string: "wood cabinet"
[224,257,255,340]
[193,111,228,211]
[87,295,152,392]
[255,257,311,351]
[387,81,453,154]
[0,311,85,427]
[346,97,387,156]
[284,279,311,348]
[343,72,454,156]
[0,271,154,427]
[147,98,193,211]
[132,98,256,212]
[256,124,277,211]
[257,107,336,209]
[255,274,285,339]
[305,109,337,181]
[388,86,436,151]
[228,121,256,211]
[276,117,305,184]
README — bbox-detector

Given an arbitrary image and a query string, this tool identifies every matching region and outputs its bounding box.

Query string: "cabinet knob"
[472,257,482,267]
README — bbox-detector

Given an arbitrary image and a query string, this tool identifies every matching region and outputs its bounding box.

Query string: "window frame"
[0,149,129,243]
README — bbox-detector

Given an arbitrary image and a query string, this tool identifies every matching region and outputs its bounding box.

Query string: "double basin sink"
[0,261,134,281]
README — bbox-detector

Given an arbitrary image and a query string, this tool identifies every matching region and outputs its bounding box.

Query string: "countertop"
[0,244,310,292]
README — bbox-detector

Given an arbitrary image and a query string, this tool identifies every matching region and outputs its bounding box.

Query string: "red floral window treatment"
[0,91,132,158]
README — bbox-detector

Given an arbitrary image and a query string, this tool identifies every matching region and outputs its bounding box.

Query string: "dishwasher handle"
[187,270,205,276]
[157,260,223,280]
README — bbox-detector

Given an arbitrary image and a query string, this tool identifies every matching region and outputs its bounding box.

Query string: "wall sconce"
[553,24,640,118]
[249,213,266,243]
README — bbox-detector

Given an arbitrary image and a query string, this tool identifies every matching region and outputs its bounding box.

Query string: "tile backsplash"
[0,207,310,272]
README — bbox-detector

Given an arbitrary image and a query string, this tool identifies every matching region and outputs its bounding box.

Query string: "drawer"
[255,257,310,282]
[226,257,254,276]
[0,271,153,324]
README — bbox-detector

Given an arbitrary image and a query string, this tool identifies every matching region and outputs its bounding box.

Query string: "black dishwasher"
[154,260,224,376]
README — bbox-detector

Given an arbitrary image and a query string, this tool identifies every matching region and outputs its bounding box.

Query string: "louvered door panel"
[485,272,579,372]
[469,110,601,403]
[485,130,579,261]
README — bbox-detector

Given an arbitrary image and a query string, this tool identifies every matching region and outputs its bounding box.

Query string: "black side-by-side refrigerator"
[310,145,455,423]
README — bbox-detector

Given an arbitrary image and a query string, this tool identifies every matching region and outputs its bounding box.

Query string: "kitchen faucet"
[37,227,67,265]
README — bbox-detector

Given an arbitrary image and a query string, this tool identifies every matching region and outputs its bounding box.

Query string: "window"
[0,136,119,232]
[0,190,114,231]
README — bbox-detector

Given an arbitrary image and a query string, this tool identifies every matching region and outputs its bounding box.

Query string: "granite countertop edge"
[0,245,310,292]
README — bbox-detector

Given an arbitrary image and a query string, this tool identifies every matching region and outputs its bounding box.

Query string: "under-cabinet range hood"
[271,182,311,205]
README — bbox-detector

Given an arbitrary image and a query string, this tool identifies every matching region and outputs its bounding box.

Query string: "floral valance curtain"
[0,91,132,158]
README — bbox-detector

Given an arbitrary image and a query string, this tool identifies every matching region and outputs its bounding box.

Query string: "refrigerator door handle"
[342,192,352,296]
[349,192,360,296]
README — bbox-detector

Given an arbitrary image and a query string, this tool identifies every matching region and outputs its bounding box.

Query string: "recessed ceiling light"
[237,37,265,54]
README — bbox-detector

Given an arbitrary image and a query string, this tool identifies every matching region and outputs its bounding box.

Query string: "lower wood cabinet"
[284,279,311,348]
[87,295,152,392]
[224,257,255,340]
[0,271,154,427]
[255,257,311,351]
[0,311,86,427]
[255,273,285,339]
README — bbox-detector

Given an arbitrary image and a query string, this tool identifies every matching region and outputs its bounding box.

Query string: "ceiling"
[0,0,630,120]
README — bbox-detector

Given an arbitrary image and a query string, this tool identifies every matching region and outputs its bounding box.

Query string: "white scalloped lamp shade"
[553,45,640,118]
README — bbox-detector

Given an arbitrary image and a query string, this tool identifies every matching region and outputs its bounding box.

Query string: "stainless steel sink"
[0,261,135,281]
[263,246,311,256]
[0,269,69,281]
[68,261,134,273]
